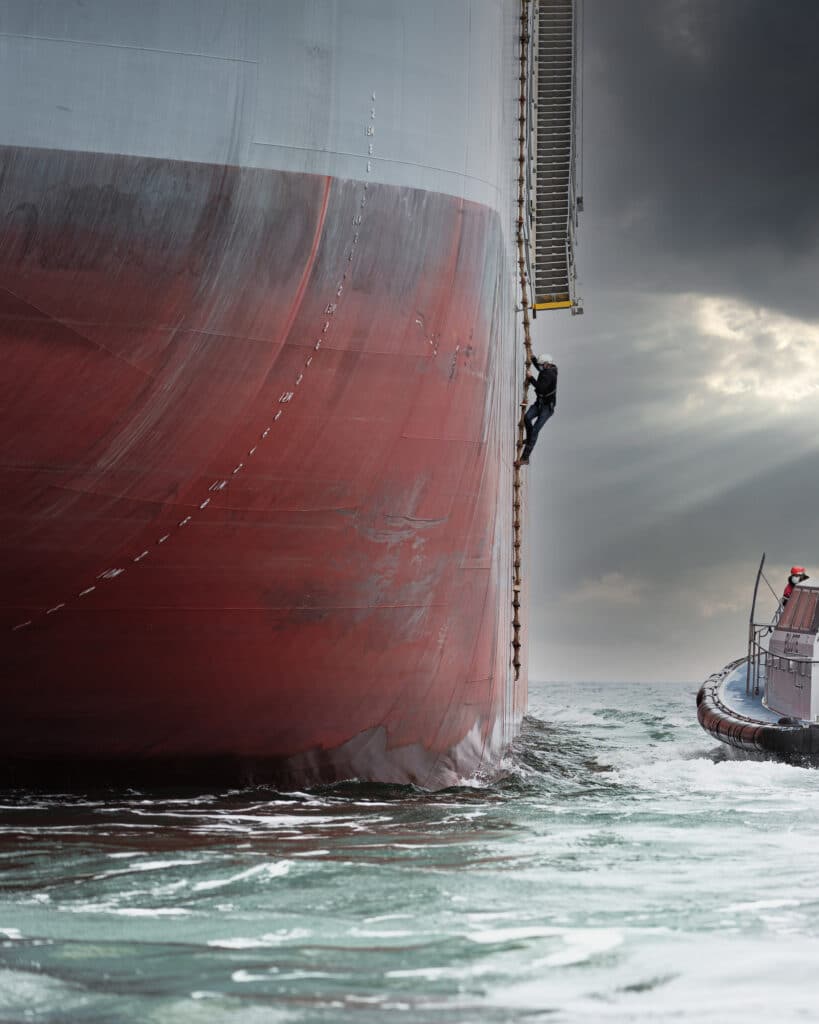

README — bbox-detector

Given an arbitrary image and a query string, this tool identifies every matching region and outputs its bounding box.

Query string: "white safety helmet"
[538,353,554,365]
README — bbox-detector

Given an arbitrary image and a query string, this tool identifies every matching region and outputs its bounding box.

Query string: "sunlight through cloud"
[696,297,819,403]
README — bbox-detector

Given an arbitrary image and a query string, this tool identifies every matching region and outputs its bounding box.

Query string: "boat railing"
[746,608,785,697]
[745,553,787,696]
[747,623,769,697]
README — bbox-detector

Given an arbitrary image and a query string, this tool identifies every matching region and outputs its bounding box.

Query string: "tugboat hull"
[697,659,819,764]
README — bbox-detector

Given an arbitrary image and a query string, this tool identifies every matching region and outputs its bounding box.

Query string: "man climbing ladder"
[518,354,557,465]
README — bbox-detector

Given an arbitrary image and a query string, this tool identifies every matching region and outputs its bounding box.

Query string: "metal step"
[531,0,578,308]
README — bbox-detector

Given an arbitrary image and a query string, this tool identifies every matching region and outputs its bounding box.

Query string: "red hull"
[0,146,524,787]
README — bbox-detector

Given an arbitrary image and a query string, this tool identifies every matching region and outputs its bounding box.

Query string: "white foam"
[468,925,562,944]
[193,861,290,892]
[93,858,202,880]
[363,913,415,923]
[207,929,309,949]
[230,969,270,983]
[112,907,192,917]
[58,902,191,917]
[724,897,802,913]
[543,927,624,966]
[349,928,413,938]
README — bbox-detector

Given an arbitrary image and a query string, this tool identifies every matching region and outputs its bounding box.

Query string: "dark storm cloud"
[585,0,819,315]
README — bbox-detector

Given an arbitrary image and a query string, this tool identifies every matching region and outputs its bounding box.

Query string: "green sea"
[2,680,819,1023]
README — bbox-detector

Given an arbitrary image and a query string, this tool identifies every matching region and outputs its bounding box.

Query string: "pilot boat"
[697,555,819,763]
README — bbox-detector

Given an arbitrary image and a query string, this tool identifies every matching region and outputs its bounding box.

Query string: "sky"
[528,0,819,682]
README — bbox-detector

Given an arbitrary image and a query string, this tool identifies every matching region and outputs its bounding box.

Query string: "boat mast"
[747,552,766,695]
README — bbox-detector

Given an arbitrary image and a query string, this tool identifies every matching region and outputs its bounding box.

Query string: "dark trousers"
[522,399,554,459]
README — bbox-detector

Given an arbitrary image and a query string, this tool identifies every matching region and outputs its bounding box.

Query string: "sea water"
[2,680,819,1023]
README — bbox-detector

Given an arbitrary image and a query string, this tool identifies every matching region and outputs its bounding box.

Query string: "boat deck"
[720,663,781,723]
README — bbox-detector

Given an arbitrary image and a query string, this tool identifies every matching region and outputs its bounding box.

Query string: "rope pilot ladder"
[512,0,582,680]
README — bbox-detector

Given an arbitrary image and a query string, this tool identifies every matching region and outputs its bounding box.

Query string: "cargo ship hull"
[0,1,529,787]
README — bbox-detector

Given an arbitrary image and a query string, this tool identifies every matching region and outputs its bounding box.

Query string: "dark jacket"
[529,358,557,405]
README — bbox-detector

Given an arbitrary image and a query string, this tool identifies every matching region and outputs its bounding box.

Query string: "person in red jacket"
[782,566,809,607]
